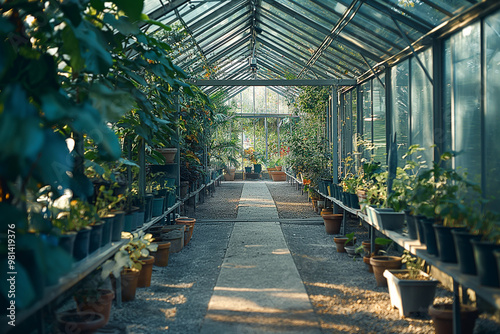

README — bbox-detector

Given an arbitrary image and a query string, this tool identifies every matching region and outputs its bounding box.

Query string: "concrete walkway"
[200,181,322,333]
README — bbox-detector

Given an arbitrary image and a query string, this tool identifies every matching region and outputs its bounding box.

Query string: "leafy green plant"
[401,250,426,279]
[101,231,158,279]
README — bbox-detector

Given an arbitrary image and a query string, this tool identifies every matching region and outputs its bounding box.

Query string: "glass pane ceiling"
[142,0,480,100]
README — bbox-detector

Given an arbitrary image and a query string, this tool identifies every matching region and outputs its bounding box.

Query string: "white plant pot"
[384,269,439,317]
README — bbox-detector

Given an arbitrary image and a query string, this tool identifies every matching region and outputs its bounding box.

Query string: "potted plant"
[470,211,500,287]
[101,231,158,301]
[334,232,356,253]
[74,271,115,326]
[322,213,343,235]
[429,303,478,334]
[95,184,126,242]
[384,250,439,317]
[358,237,393,272]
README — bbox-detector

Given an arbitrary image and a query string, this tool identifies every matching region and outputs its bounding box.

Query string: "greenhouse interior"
[2,0,500,333]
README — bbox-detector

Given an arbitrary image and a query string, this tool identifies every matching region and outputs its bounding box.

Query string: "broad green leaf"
[103,13,140,35]
[60,0,83,27]
[61,25,84,72]
[73,22,113,74]
[112,0,144,22]
[89,83,134,122]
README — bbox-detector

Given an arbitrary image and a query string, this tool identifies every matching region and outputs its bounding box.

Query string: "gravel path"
[97,180,500,333]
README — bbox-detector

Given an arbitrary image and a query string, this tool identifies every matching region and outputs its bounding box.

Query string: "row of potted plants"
[57,215,198,332]
[330,228,478,333]
[322,146,500,289]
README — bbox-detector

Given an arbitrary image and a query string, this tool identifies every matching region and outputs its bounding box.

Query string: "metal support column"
[265,117,268,159]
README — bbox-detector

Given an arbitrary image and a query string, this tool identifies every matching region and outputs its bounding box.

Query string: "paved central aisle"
[200,182,321,333]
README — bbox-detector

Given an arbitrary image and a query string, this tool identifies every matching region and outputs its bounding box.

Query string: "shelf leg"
[116,274,122,309]
[370,225,375,254]
[453,279,462,334]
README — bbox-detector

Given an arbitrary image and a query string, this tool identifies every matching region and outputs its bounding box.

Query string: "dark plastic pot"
[415,215,426,245]
[471,240,500,287]
[244,167,252,173]
[123,214,133,232]
[135,211,145,229]
[421,218,438,256]
[88,222,104,254]
[73,227,91,261]
[100,215,114,247]
[167,192,176,208]
[145,194,154,222]
[152,197,164,217]
[111,211,125,242]
[404,211,418,240]
[434,225,466,263]
[349,193,360,209]
[254,164,262,174]
[452,230,482,275]
[58,232,77,256]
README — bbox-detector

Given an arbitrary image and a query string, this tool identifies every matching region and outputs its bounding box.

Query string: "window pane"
[451,23,481,184]
[411,48,434,166]
[443,39,452,154]
[373,74,386,164]
[391,60,409,167]
[361,82,372,160]
[485,11,500,209]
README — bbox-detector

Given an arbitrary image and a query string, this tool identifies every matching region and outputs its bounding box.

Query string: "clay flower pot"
[333,236,356,253]
[120,269,140,302]
[156,147,177,164]
[175,217,196,244]
[429,303,478,334]
[323,214,343,235]
[152,241,171,267]
[137,256,155,288]
[370,256,402,287]
[56,310,106,334]
[76,289,115,325]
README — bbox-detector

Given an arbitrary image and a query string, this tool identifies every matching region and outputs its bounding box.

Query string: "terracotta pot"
[157,147,177,164]
[137,256,155,288]
[56,310,106,334]
[320,208,333,216]
[120,269,140,301]
[333,236,356,253]
[323,214,343,235]
[152,241,171,267]
[161,225,185,253]
[176,217,196,244]
[76,289,115,325]
[370,256,402,287]
[362,240,382,257]
[429,303,478,334]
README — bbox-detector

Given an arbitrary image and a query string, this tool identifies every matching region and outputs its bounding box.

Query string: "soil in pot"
[152,241,171,267]
[137,256,155,288]
[429,303,478,334]
[76,289,115,325]
[370,256,402,287]
[56,310,106,334]
[323,214,343,235]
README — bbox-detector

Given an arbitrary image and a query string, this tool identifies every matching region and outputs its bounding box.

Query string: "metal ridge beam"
[190,79,356,86]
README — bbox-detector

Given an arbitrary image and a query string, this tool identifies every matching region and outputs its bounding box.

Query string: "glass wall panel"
[484,11,500,208]
[451,23,481,184]
[351,88,359,172]
[411,48,434,166]
[373,74,386,164]
[443,39,452,154]
[391,60,409,167]
[361,82,372,160]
